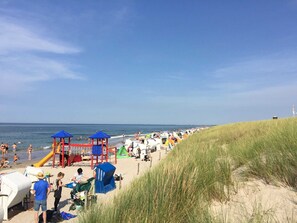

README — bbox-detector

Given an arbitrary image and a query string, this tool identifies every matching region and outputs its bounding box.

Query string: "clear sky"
[0,1,297,125]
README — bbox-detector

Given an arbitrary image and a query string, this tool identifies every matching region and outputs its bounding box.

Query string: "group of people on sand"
[1,142,19,167]
[33,167,89,223]
[1,142,9,156]
[0,142,33,167]
[33,171,65,223]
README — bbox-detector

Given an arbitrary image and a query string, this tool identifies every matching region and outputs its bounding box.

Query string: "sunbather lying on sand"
[0,158,11,168]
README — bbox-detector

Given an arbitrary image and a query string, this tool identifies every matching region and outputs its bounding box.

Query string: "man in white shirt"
[72,168,83,187]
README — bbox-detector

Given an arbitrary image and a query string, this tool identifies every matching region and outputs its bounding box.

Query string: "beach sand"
[0,149,169,223]
[211,180,297,222]
[2,147,296,223]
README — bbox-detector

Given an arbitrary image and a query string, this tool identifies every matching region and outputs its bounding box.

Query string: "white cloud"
[143,53,297,116]
[146,72,190,83]
[210,54,297,92]
[167,73,189,81]
[230,83,297,106]
[0,16,83,96]
[0,55,84,95]
[0,19,80,54]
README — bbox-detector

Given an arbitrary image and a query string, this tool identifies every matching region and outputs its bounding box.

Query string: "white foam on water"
[111,134,134,139]
[43,145,51,150]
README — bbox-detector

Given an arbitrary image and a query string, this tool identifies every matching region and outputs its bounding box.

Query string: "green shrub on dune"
[79,118,297,223]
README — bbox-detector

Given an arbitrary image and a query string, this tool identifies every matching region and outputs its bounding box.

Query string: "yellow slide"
[34,151,54,167]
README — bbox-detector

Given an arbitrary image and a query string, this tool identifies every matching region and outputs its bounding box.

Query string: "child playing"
[13,153,19,164]
[54,172,65,212]
[27,144,33,160]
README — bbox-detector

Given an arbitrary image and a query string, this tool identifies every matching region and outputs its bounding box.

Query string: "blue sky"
[0,1,297,125]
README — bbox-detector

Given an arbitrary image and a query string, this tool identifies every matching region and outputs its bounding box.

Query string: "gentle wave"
[111,134,134,139]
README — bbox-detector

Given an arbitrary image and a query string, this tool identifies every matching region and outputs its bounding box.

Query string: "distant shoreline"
[0,122,205,126]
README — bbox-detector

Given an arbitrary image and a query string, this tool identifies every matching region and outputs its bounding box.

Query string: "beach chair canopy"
[51,130,73,138]
[1,172,32,220]
[89,131,111,139]
[95,162,116,193]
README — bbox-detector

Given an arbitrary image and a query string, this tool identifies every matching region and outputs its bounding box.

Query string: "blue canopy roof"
[97,162,116,172]
[51,130,73,138]
[89,131,111,139]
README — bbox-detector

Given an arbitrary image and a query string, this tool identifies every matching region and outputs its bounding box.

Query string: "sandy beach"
[2,128,296,223]
[0,148,169,223]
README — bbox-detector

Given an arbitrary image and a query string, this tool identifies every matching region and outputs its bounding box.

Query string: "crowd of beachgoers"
[122,129,198,161]
[1,142,34,168]
[0,128,201,169]
[0,127,203,223]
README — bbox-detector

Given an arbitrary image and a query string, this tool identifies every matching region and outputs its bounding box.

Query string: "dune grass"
[79,118,297,223]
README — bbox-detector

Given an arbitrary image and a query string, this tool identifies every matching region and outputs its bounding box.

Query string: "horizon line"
[0,122,213,126]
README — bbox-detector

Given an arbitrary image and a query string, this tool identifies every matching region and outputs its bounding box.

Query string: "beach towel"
[60,211,76,220]
[65,182,74,188]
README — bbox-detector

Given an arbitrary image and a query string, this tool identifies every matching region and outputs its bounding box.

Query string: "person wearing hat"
[33,172,50,223]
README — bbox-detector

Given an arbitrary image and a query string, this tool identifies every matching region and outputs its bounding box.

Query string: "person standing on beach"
[13,153,19,164]
[27,144,33,160]
[1,143,4,158]
[54,172,64,212]
[33,172,50,223]
[4,143,8,156]
[12,143,17,153]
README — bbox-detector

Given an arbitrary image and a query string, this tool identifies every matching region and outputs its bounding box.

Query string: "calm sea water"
[0,123,202,161]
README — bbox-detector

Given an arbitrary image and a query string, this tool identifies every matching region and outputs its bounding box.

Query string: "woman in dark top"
[54,172,64,212]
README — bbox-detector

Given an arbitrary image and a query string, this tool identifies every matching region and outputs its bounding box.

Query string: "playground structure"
[89,131,111,169]
[33,129,195,168]
[34,130,117,169]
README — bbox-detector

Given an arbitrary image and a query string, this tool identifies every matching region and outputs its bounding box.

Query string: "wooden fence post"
[119,174,122,189]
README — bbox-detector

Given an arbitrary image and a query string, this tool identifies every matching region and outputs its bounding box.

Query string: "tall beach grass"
[79,118,297,222]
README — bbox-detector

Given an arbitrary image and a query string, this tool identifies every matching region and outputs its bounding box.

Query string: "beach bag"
[69,199,85,211]
[60,211,76,220]
[114,174,123,181]
[38,210,63,223]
